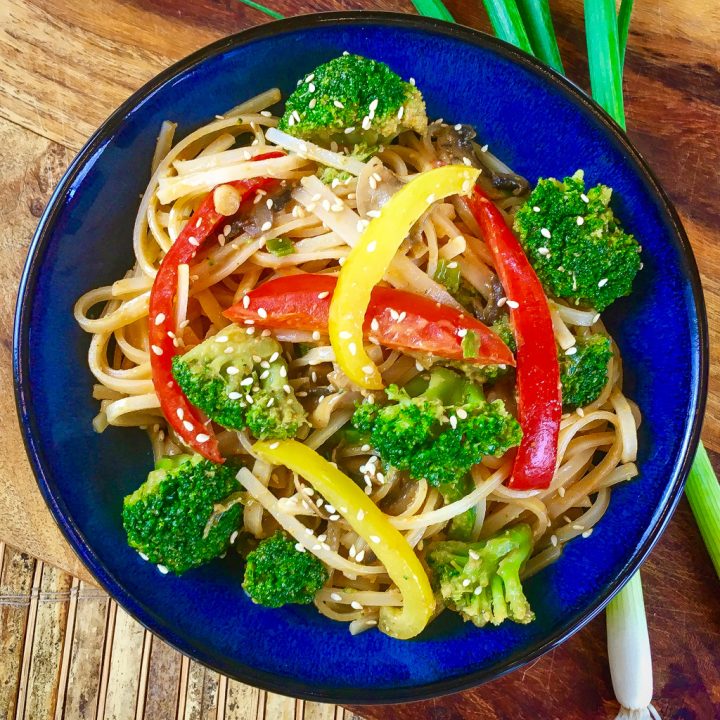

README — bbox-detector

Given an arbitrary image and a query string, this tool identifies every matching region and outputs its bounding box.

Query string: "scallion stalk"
[617,0,634,68]
[606,572,660,720]
[411,0,455,22]
[515,0,565,73]
[686,443,720,578]
[482,0,535,56]
[584,0,626,128]
[234,0,284,20]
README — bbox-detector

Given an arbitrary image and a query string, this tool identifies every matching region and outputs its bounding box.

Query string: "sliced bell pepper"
[253,439,436,639]
[223,274,514,367]
[466,187,561,490]
[329,165,480,389]
[148,152,283,462]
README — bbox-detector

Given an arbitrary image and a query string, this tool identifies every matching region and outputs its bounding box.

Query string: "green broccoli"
[442,474,477,541]
[560,334,613,410]
[352,367,522,493]
[514,170,641,311]
[426,524,535,627]
[279,54,427,149]
[242,531,329,607]
[171,324,306,439]
[122,454,242,574]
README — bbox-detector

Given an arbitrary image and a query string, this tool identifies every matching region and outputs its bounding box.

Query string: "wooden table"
[1,1,718,718]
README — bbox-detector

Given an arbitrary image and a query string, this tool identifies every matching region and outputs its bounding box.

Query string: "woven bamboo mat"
[0,542,364,720]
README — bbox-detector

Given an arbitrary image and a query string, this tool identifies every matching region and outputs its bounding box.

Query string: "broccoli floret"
[317,166,353,185]
[279,54,427,149]
[352,367,522,492]
[441,475,477,541]
[122,454,242,574]
[514,170,641,311]
[491,316,516,354]
[171,324,306,440]
[242,531,329,607]
[426,524,535,627]
[560,334,613,410]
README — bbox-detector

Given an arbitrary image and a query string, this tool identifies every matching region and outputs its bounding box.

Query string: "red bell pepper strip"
[148,152,283,462]
[466,187,561,490]
[223,274,515,368]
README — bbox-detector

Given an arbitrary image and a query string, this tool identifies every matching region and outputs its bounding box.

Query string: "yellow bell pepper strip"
[253,439,436,639]
[328,164,480,390]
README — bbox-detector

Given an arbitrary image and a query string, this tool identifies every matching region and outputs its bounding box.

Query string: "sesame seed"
[270,441,280,449]
[260,221,272,232]
[409,77,416,85]
[397,106,404,120]
[226,366,239,375]
[497,297,507,307]
[257,307,268,319]
[474,586,482,596]
[295,543,306,553]
[370,318,380,332]
[551,535,558,547]
[577,216,584,225]
[456,408,468,420]
[463,157,472,166]
[580,193,589,203]
[540,228,551,239]
[369,535,380,544]
[246,327,255,335]
[538,247,550,256]
[244,319,255,325]
[582,529,593,538]
[309,98,317,109]
[151,345,163,356]
[506,300,519,309]
[312,330,321,341]
[457,328,468,337]
[306,73,315,82]
[183,420,193,431]
[240,377,254,386]
[154,313,166,325]
[308,83,315,92]
[355,551,365,563]
[228,391,241,400]
[331,202,343,212]
[532,206,541,212]
[333,99,344,108]
[362,116,372,130]
[344,127,355,134]
[558,486,566,497]
[157,564,169,574]
[462,578,471,587]
[242,295,250,308]
[469,550,480,560]
[366,240,377,253]
[565,346,578,355]
[312,543,321,550]
[576,407,585,417]
[357,509,365,521]
[196,433,210,442]
[348,342,357,356]
[331,592,342,602]
[598,278,608,287]
[366,210,381,218]
[188,236,199,247]
[480,144,489,152]
[176,408,184,419]
[292,110,301,123]
[351,601,363,610]
[279,366,287,377]
[369,98,379,112]
[449,416,458,429]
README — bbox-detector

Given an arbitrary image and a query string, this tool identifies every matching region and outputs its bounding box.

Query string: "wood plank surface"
[0,0,718,719]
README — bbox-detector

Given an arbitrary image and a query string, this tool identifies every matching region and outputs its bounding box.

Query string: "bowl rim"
[13,10,709,705]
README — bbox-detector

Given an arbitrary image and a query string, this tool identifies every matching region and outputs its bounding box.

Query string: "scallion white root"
[606,572,660,720]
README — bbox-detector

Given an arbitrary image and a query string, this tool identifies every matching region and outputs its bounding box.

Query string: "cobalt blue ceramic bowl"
[14,12,708,704]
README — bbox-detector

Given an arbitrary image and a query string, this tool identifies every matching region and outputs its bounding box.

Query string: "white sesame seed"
[331,592,343,602]
[257,307,268,319]
[183,420,193,431]
[242,295,250,309]
[333,99,344,109]
[540,228,551,239]
[366,210,381,218]
[370,318,380,333]
[582,529,593,538]
[551,535,558,547]
[312,330,321,341]
[240,377,254,386]
[244,319,255,325]
[581,193,589,203]
[480,144,489,152]
[533,205,541,212]
[469,550,480,560]
[409,77,416,85]
[366,240,377,253]
[348,342,357,356]
[456,408,468,420]
[226,366,239,375]
[449,416,458,429]
[260,221,272,232]
[317,291,329,300]
[506,299,520,309]
[538,247,550,256]
[188,236,199,247]
[457,328,468,337]
[246,327,255,335]
[151,344,163,356]
[357,509,365,521]
[474,586,483,596]
[558,486,566,497]
[157,564,169,574]
[565,346,578,355]
[295,543,306,553]
[228,391,241,400]
[351,601,363,610]
[598,278,608,287]
[176,408,184,419]
[462,578,471,587]
[308,98,317,109]
[344,127,355,134]
[369,535,381,544]
[154,313,166,325]
[576,407,585,417]
[355,551,365,562]
[308,83,315,92]
[196,433,210,443]
[397,106,404,120]
[577,216,585,225]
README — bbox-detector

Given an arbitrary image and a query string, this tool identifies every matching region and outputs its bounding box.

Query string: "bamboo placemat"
[0,542,364,720]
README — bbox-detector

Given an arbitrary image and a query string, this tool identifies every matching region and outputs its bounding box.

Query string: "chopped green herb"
[266,237,295,257]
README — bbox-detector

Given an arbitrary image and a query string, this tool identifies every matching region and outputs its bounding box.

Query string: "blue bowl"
[14,12,707,704]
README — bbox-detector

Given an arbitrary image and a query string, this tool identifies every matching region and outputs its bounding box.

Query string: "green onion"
[233,0,284,20]
[606,572,659,719]
[617,0,634,68]
[515,0,565,73]
[266,237,295,257]
[584,0,626,128]
[686,442,720,578]
[411,0,455,22]
[434,259,462,293]
[481,0,535,56]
